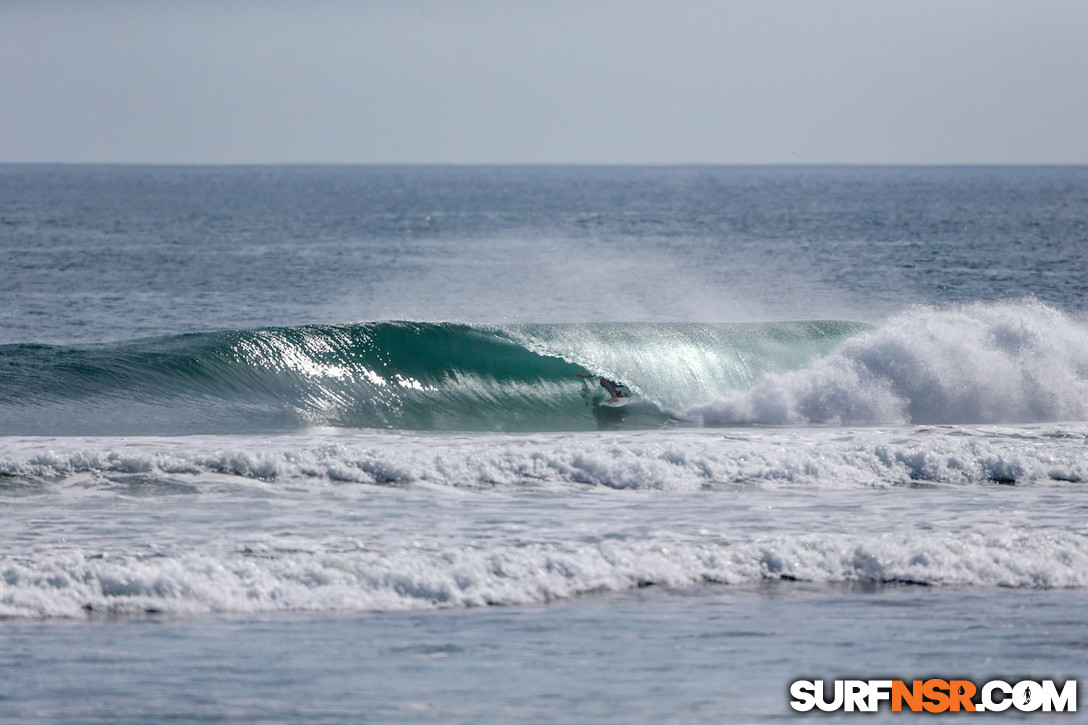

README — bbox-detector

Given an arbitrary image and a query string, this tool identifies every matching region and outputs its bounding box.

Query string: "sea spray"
[689,300,1088,426]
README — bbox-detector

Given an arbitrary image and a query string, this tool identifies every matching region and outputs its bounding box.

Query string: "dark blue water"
[3,165,1087,346]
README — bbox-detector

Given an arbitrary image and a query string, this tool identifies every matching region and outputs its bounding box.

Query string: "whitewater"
[2,165,1086,722]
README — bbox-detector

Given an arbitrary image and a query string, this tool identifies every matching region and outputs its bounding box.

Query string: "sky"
[2,0,1087,165]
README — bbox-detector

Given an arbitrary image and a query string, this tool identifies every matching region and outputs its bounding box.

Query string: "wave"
[3,528,1085,618]
[3,300,1086,435]
[0,320,861,435]
[689,300,1088,426]
[4,426,1086,491]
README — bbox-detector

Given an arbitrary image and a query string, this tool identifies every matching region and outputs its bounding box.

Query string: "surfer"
[576,373,628,403]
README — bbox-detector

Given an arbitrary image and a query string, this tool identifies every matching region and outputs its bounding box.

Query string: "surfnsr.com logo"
[790,679,1077,713]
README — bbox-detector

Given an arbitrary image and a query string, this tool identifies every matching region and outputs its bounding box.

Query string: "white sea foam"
[688,300,1088,426]
[3,425,1087,491]
[2,527,1086,619]
[4,421,1086,619]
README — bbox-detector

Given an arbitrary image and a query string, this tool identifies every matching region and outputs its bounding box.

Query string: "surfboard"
[600,396,633,408]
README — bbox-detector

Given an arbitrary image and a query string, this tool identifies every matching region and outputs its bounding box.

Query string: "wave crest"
[689,300,1088,426]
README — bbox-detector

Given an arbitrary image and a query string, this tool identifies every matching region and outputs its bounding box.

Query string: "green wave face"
[0,321,867,435]
[509,321,867,411]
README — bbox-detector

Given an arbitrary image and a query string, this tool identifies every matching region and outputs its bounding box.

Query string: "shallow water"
[3,584,1083,723]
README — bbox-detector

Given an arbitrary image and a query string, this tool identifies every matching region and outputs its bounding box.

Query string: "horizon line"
[4,161,1088,169]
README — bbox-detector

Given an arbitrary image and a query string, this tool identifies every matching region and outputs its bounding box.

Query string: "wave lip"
[689,300,1088,426]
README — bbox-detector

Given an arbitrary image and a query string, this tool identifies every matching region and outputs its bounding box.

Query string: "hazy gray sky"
[3,0,1087,164]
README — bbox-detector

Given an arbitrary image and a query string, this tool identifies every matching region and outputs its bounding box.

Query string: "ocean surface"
[1,165,1086,722]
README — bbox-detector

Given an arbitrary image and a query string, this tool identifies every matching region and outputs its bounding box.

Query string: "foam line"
[3,425,1087,490]
[3,529,1085,618]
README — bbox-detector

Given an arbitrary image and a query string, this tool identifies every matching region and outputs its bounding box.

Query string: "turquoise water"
[0,321,865,434]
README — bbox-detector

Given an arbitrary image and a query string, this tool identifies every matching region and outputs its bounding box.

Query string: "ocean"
[1,165,1086,722]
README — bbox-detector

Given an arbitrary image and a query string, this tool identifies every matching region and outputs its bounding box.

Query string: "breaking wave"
[3,528,1085,618]
[3,300,1086,435]
[0,320,860,434]
[689,300,1088,426]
